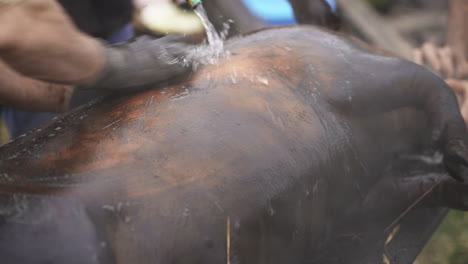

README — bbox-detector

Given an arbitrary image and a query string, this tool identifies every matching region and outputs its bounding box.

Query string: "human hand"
[84,35,192,90]
[0,59,74,113]
[413,43,468,127]
[413,42,468,79]
[446,79,468,125]
[0,0,104,85]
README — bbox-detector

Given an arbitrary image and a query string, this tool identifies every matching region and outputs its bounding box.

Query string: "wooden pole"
[335,0,414,59]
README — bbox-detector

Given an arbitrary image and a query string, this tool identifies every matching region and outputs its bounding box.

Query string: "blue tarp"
[241,0,336,25]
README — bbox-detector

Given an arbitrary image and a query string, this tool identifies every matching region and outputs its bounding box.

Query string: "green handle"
[187,0,201,8]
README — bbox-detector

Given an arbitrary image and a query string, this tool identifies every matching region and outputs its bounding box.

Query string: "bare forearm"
[0,59,73,112]
[447,0,468,58]
[413,0,468,125]
[0,0,104,86]
[0,0,191,91]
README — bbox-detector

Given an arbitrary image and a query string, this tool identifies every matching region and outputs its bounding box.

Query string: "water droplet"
[102,205,115,212]
[183,208,190,217]
[257,77,269,85]
[312,181,319,195]
[116,202,123,212]
[2,173,12,182]
[234,220,241,229]
[181,5,230,70]
[231,76,237,85]
[267,200,275,216]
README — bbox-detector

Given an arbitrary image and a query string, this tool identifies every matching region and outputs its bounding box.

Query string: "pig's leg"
[326,57,468,181]
[359,173,468,218]
[340,171,467,233]
[332,171,458,264]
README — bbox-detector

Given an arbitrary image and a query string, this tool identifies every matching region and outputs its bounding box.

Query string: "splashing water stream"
[194,5,224,57]
[182,4,230,70]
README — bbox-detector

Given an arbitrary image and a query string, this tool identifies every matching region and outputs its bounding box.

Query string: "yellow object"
[0,117,10,145]
[140,2,204,35]
[0,0,22,9]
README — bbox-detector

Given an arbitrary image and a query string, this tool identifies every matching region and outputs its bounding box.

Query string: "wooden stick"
[336,0,414,59]
[226,217,231,264]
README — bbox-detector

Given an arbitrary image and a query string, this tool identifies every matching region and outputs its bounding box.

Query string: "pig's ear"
[289,0,341,31]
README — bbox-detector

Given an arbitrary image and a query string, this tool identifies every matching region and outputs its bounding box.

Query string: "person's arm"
[413,0,468,78]
[0,0,191,90]
[446,0,468,78]
[0,59,73,112]
[288,0,340,30]
[0,0,104,86]
[413,0,468,124]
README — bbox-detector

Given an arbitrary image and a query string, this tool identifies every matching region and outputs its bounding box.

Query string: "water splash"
[195,5,224,55]
[402,152,443,165]
[181,5,231,70]
[266,200,275,216]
